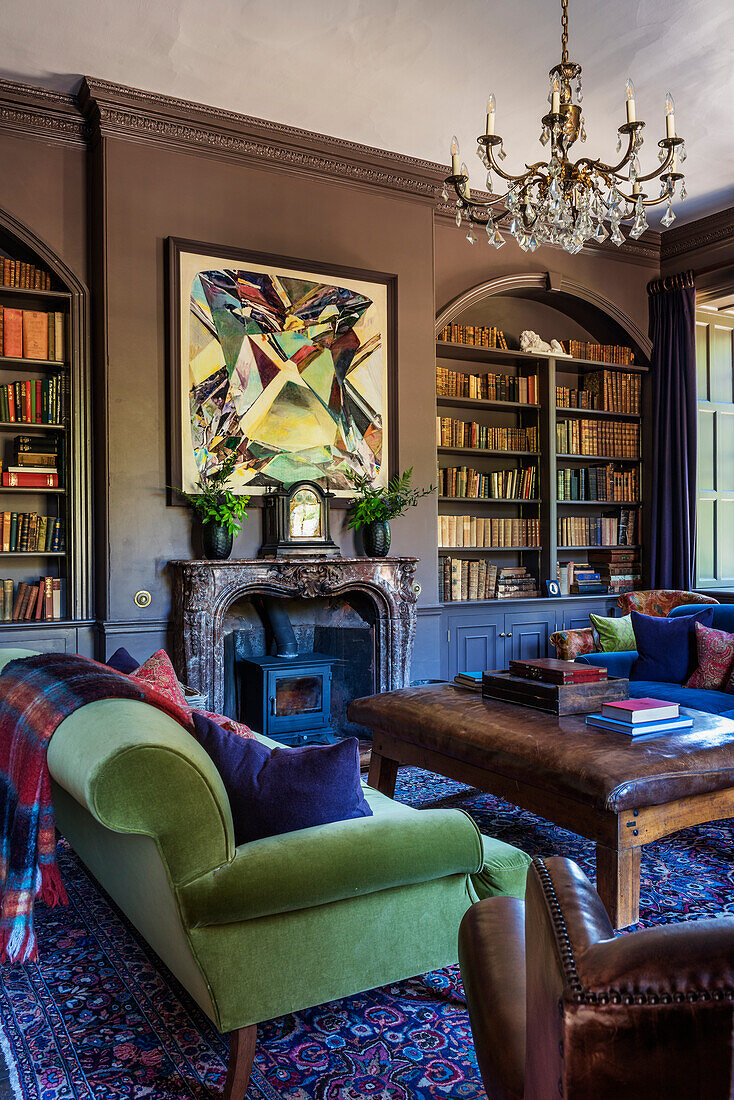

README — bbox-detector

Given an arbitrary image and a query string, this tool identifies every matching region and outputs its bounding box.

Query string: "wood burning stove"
[239,653,339,745]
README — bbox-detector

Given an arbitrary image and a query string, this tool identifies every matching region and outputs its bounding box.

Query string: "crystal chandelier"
[442,0,687,253]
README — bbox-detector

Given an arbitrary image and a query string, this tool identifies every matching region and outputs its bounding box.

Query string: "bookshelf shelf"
[437,395,540,413]
[556,407,641,421]
[0,487,64,495]
[439,546,542,553]
[0,286,71,302]
[556,453,639,464]
[439,496,540,504]
[438,447,539,458]
[437,341,649,374]
[557,499,640,506]
[0,422,65,432]
[0,357,67,373]
[557,544,640,551]
[0,551,65,557]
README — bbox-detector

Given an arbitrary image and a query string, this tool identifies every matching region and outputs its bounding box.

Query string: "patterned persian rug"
[1,767,732,1099]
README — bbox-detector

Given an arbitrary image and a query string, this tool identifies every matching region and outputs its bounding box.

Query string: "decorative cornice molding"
[78,77,444,201]
[661,205,734,262]
[0,77,88,144]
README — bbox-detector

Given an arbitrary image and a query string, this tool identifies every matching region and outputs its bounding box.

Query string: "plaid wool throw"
[0,652,194,963]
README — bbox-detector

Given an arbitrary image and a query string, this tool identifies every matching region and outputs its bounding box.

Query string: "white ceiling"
[2,0,733,228]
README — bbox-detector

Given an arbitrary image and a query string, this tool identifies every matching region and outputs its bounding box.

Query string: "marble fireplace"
[170,557,420,737]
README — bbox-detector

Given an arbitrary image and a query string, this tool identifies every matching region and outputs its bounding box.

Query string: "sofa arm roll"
[576,650,637,677]
[178,807,485,928]
[549,627,597,661]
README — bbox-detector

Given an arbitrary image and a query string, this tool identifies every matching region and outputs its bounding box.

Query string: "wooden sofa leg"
[223,1024,257,1099]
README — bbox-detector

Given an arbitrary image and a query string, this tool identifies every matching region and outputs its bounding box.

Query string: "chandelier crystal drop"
[442,0,686,254]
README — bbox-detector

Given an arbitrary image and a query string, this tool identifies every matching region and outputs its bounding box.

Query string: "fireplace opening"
[223,593,376,744]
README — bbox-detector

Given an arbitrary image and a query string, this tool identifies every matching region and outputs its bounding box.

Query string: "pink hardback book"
[601,698,680,723]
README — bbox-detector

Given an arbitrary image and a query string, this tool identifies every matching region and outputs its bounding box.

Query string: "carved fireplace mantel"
[170,557,420,715]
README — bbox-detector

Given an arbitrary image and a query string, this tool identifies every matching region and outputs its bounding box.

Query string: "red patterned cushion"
[129,650,190,713]
[196,710,255,740]
[686,622,734,690]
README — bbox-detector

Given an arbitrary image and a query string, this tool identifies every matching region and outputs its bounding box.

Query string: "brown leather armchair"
[459,857,734,1100]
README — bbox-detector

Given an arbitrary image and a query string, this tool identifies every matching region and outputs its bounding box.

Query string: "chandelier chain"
[561,0,569,64]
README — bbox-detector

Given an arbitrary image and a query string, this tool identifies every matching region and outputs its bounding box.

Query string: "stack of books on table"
[586,698,693,737]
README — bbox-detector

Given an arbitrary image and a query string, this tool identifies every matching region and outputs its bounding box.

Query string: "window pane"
[696,499,715,584]
[698,408,715,492]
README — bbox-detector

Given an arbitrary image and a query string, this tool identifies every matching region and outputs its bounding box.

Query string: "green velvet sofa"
[0,649,530,1098]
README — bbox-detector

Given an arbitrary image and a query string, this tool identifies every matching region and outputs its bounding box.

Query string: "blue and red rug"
[1,767,733,1099]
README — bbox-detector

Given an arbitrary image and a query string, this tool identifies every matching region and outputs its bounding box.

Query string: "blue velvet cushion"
[106,646,139,674]
[192,712,373,844]
[630,607,715,684]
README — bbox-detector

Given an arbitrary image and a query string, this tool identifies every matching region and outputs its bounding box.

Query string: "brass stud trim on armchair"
[532,857,734,1006]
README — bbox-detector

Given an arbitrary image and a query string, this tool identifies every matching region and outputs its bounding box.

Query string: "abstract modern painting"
[168,240,395,499]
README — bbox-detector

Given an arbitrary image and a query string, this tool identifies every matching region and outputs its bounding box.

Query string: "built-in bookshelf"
[0,224,91,631]
[436,332,648,604]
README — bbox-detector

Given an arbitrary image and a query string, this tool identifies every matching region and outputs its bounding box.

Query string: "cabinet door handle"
[507,633,513,638]
[499,632,506,637]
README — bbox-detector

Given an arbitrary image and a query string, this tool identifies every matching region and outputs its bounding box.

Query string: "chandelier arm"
[574,133,634,177]
[449,178,505,211]
[635,146,675,183]
[486,144,539,184]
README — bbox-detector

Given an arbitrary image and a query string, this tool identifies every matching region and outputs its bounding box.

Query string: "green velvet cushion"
[589,612,636,652]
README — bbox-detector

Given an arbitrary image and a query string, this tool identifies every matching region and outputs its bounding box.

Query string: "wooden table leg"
[596,843,641,928]
[367,749,399,797]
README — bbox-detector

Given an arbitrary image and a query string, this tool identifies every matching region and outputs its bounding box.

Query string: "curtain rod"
[647,270,695,295]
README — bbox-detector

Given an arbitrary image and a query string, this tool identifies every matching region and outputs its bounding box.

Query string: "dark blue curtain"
[648,274,697,589]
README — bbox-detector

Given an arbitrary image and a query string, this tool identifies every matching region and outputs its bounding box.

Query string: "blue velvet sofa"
[577,603,734,717]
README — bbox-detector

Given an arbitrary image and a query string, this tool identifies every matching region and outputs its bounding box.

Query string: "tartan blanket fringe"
[0,652,194,964]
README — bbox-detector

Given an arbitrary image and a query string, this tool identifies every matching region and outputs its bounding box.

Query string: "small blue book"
[585,713,694,737]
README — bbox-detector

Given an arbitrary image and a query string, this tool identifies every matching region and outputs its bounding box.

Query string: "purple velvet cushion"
[192,711,372,844]
[106,646,139,674]
[630,607,715,684]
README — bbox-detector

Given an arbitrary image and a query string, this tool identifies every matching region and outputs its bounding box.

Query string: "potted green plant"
[346,467,435,557]
[179,453,250,560]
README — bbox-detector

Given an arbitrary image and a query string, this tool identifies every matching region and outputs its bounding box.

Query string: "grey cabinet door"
[504,610,555,661]
[562,599,619,633]
[449,614,504,678]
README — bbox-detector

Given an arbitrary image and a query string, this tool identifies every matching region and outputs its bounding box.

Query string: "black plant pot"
[363,519,391,557]
[201,522,233,561]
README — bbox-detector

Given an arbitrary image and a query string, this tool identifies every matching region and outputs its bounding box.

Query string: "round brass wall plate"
[134,590,152,608]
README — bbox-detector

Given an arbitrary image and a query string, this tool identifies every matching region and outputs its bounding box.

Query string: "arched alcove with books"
[435,271,649,608]
[0,206,92,644]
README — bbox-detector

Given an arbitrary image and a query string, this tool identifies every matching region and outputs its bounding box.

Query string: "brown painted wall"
[0,131,87,288]
[98,137,438,625]
[435,219,654,337]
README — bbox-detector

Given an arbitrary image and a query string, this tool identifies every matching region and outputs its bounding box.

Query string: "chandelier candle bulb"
[451,135,460,175]
[551,77,561,115]
[665,92,676,137]
[625,78,636,123]
[487,94,496,135]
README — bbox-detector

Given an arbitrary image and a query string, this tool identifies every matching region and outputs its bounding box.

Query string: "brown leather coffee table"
[348,684,734,927]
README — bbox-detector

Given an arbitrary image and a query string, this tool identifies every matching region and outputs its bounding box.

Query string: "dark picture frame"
[166,237,398,508]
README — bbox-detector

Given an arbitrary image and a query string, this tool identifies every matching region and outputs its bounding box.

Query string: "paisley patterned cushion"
[549,627,597,661]
[686,622,734,690]
[129,649,190,712]
[618,590,718,617]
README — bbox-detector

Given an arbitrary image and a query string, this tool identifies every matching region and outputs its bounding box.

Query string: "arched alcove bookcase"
[434,270,650,609]
[0,206,92,637]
